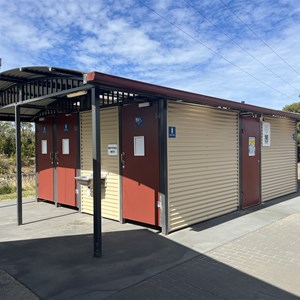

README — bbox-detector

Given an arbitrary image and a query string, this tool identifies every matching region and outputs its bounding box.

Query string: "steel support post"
[92,87,102,257]
[159,99,168,235]
[15,104,22,225]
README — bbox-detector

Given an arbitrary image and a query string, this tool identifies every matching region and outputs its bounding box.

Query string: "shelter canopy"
[1,66,300,122]
[0,66,88,121]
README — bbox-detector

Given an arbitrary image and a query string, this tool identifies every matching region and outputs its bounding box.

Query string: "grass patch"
[0,178,36,201]
[0,189,36,201]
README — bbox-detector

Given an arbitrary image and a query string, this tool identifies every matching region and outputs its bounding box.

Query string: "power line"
[219,0,300,78]
[138,1,296,102]
[184,0,300,93]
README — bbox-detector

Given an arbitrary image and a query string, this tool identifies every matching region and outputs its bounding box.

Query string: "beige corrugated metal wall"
[261,117,297,201]
[168,101,239,232]
[80,107,120,220]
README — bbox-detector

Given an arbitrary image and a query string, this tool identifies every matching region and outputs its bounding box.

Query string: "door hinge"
[157,200,161,208]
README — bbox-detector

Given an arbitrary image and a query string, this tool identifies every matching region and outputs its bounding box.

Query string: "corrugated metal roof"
[0,66,83,92]
[0,66,86,121]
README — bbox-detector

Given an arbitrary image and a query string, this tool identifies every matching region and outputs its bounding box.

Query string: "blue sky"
[1,0,300,109]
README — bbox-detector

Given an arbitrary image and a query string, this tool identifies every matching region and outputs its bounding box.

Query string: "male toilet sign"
[135,116,143,128]
[168,126,176,138]
[64,123,69,132]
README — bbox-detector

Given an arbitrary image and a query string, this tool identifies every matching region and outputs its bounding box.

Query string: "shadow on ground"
[0,229,298,300]
[0,200,36,209]
[23,211,78,225]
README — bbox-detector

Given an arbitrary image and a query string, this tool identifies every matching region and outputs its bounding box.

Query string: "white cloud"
[0,0,300,109]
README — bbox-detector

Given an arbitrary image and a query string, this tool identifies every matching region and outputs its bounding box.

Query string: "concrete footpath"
[0,193,300,299]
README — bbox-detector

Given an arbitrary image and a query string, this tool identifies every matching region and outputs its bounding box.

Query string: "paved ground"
[1,193,300,299]
[0,270,38,300]
[109,213,300,300]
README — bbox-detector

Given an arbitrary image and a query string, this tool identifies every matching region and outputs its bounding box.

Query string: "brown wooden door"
[122,102,160,226]
[36,117,54,202]
[56,114,78,207]
[241,116,261,208]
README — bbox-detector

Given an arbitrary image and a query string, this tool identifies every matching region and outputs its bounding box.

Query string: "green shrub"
[0,176,36,199]
[0,183,17,195]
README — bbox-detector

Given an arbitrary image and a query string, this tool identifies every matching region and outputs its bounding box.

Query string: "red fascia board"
[86,71,300,121]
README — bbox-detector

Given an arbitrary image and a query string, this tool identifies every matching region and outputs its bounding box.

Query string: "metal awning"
[0,66,88,121]
[2,66,298,121]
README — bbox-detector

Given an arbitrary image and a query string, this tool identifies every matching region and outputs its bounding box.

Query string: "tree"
[283,102,300,144]
[21,123,35,163]
[283,102,300,113]
[0,121,35,169]
[0,122,15,156]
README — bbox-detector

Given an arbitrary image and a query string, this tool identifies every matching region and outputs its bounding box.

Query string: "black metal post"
[92,87,102,257]
[15,104,22,225]
[35,121,38,202]
[53,118,58,207]
[159,99,168,235]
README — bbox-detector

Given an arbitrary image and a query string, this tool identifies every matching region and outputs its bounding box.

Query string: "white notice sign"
[108,144,118,156]
[262,122,271,146]
[41,140,47,154]
[62,139,70,155]
[134,136,145,156]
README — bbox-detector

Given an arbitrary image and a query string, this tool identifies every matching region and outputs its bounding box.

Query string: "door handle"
[121,152,125,169]
[55,152,59,165]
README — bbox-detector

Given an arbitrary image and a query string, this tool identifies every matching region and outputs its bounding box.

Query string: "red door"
[242,116,261,208]
[122,102,160,226]
[36,117,54,202]
[56,114,78,207]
